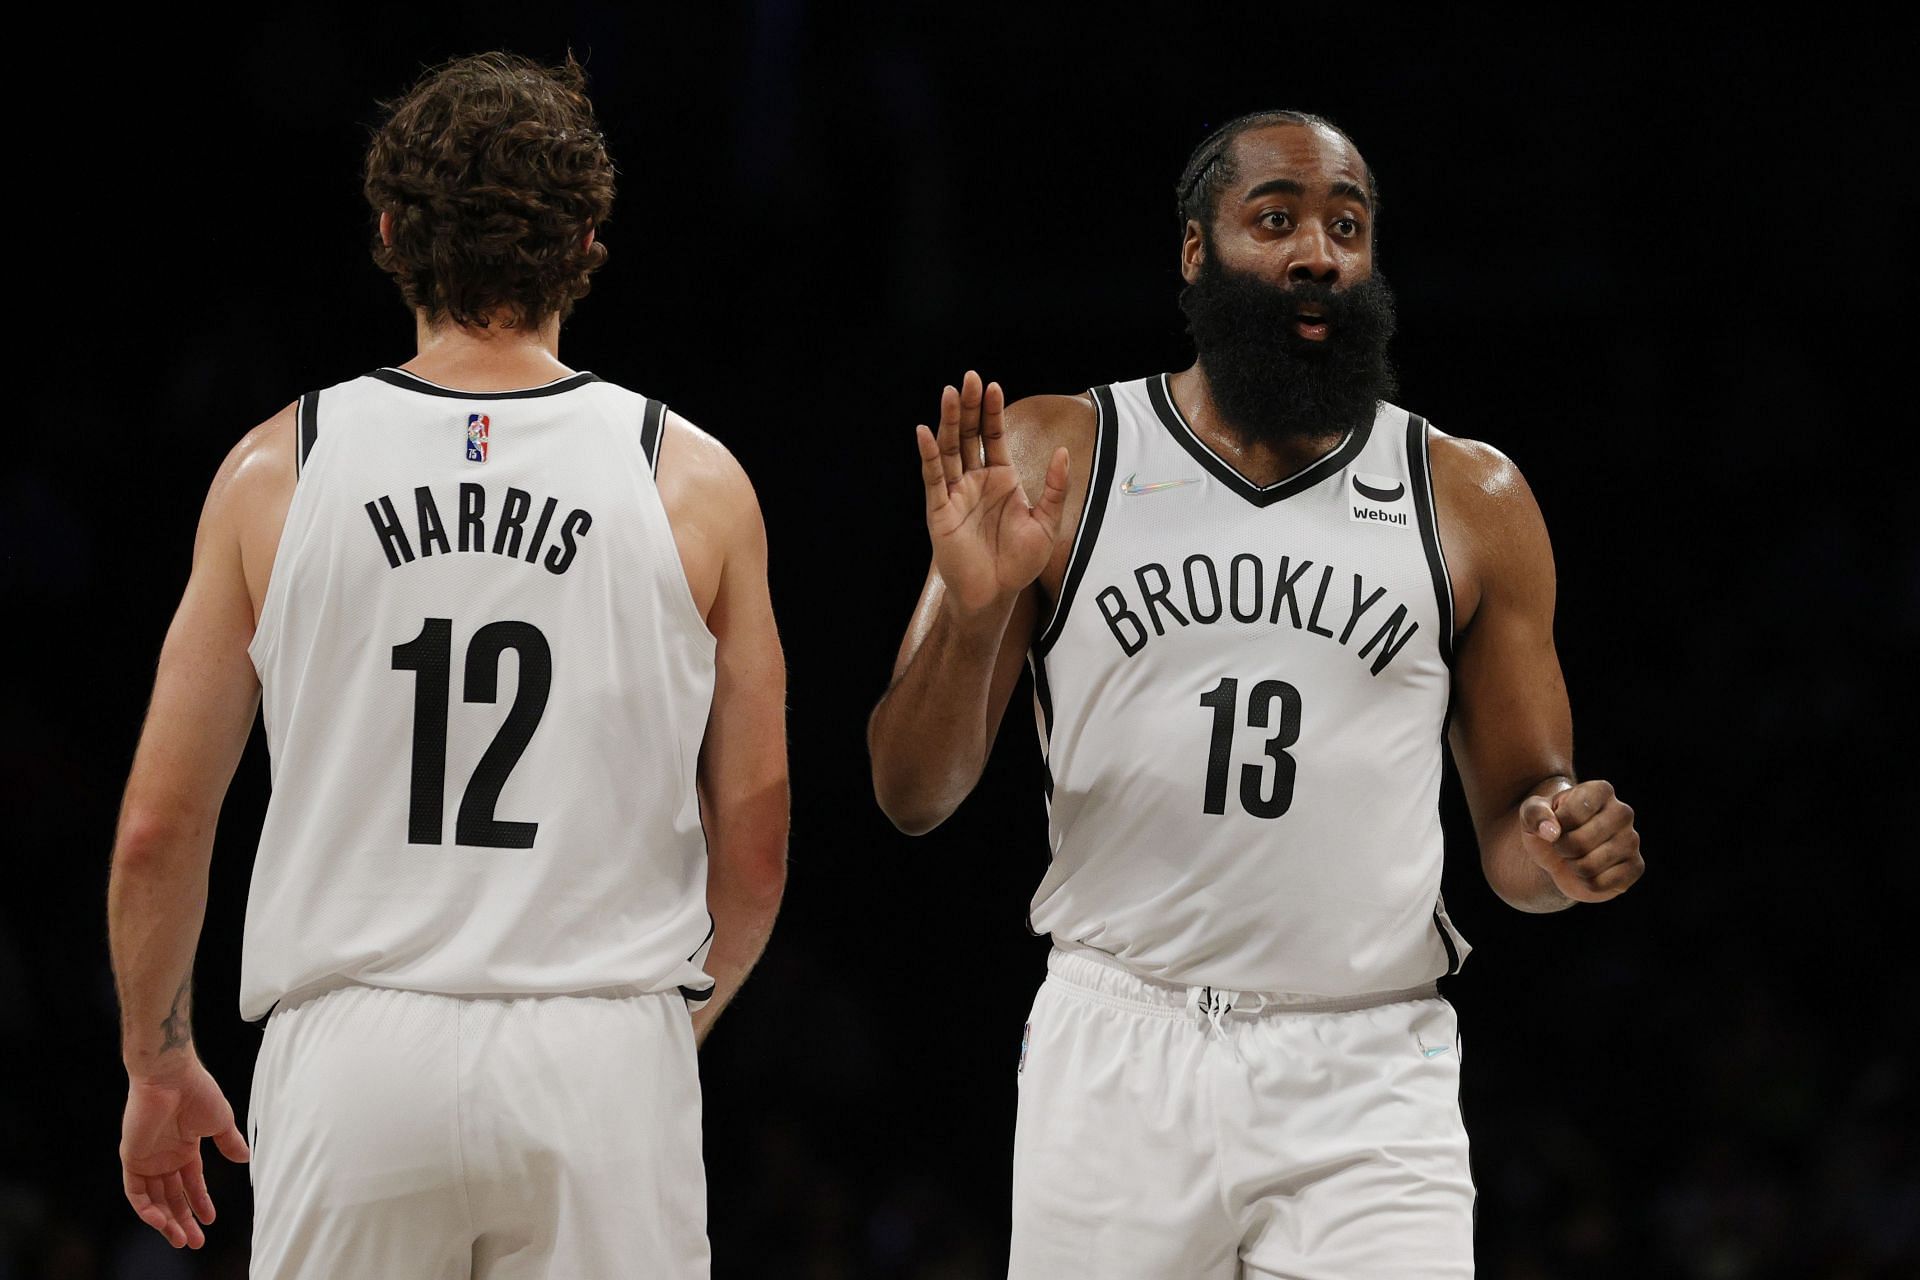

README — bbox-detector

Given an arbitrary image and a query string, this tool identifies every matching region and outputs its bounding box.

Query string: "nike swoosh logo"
[1423,1045,1452,1058]
[1121,473,1201,495]
[1353,476,1405,503]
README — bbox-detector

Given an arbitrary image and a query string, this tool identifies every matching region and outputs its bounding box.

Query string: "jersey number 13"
[1198,676,1302,819]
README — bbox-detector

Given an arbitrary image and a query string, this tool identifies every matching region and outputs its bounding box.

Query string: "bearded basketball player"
[107,53,787,1276]
[869,110,1644,1277]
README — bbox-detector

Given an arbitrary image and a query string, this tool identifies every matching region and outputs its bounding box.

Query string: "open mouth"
[1293,309,1329,341]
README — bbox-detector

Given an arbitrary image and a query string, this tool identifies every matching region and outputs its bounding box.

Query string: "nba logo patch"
[465,413,490,462]
[1018,1022,1030,1074]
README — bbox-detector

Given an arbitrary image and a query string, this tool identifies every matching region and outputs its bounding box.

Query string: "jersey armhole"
[1405,414,1457,669]
[640,398,666,475]
[250,389,324,673]
[1032,385,1119,658]
[296,390,321,476]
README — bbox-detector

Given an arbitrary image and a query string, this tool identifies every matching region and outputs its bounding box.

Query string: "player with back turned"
[869,111,1645,1276]
[107,53,787,1276]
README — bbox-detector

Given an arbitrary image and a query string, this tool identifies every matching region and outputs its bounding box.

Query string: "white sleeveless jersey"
[1027,373,1470,998]
[240,367,717,1020]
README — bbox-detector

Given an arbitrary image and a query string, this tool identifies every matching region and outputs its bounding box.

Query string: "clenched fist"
[1520,780,1643,903]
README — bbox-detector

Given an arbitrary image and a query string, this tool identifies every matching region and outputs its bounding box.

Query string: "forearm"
[109,818,215,1077]
[688,847,785,1045]
[1481,775,1577,913]
[868,594,1018,833]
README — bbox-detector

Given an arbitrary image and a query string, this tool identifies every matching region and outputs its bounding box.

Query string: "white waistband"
[1045,944,1439,1017]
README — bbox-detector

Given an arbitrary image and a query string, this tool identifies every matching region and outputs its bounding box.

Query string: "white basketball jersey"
[241,367,717,1020]
[1027,373,1470,998]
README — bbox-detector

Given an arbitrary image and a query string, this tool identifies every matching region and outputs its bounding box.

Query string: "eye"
[1258,209,1291,230]
[1333,216,1362,236]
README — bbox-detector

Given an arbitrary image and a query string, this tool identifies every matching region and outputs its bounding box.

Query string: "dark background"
[5,6,1914,1277]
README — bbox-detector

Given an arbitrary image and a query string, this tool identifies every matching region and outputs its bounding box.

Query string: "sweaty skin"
[868,121,1642,913]
[108,314,788,1250]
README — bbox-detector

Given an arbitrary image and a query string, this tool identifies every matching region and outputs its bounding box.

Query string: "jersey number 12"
[391,617,551,848]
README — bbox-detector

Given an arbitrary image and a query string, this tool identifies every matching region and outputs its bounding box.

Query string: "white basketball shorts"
[1010,946,1475,1278]
[246,982,708,1279]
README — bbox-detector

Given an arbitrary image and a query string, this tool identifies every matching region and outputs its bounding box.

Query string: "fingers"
[164,1170,206,1248]
[1553,793,1633,860]
[916,424,950,519]
[1033,447,1071,538]
[980,379,1010,468]
[125,1174,173,1245]
[128,1170,191,1248]
[956,370,984,471]
[184,1151,216,1226]
[1518,792,1561,843]
[1547,834,1645,901]
[1550,779,1616,832]
[936,384,963,487]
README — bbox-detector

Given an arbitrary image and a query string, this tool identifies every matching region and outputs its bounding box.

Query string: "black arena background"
[4,8,1913,1277]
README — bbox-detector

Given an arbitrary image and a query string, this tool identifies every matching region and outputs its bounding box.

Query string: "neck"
[1170,361,1349,488]
[400,310,573,391]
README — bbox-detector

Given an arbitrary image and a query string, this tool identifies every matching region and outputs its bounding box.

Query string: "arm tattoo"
[159,972,192,1054]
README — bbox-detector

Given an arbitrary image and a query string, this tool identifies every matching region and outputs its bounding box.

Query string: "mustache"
[1183,269,1397,350]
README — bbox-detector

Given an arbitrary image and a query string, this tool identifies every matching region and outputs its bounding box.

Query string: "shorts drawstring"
[1185,985,1272,1062]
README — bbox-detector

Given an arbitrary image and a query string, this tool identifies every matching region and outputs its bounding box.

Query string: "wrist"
[939,588,1018,637]
[124,1043,201,1084]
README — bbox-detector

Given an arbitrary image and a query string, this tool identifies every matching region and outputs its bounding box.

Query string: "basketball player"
[869,111,1643,1276]
[107,53,786,1275]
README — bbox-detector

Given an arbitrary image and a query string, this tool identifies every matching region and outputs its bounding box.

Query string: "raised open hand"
[916,371,1070,617]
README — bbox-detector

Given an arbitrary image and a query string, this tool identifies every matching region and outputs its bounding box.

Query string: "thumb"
[1519,793,1561,843]
[213,1123,250,1164]
[1033,447,1071,537]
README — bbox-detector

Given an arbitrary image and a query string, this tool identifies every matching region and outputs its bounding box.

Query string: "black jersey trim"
[296,391,320,475]
[679,915,717,1004]
[369,367,603,399]
[1029,652,1055,800]
[641,398,666,474]
[1147,372,1372,508]
[1405,414,1457,669]
[1033,386,1118,658]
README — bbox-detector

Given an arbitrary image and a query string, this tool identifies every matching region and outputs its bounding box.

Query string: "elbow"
[867,714,956,837]
[714,841,787,913]
[870,771,950,837]
[110,806,206,875]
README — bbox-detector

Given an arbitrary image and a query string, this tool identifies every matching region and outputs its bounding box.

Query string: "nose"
[1287,222,1339,286]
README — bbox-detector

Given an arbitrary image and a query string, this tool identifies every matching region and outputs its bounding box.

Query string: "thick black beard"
[1177,253,1399,447]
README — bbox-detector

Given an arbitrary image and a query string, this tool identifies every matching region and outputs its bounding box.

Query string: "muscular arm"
[868,386,1091,834]
[108,409,289,1247]
[1437,435,1641,911]
[110,410,290,1075]
[657,415,788,1044]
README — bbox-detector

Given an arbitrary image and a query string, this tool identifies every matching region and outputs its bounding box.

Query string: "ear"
[584,224,596,251]
[1180,219,1206,285]
[379,209,393,247]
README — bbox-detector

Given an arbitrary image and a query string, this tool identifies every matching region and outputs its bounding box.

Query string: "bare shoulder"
[1430,428,1536,513]
[659,409,760,523]
[1428,426,1552,622]
[218,403,298,499]
[1428,426,1549,550]
[1004,391,1096,500]
[202,402,298,540]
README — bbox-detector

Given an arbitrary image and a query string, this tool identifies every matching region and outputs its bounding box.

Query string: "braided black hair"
[1175,110,1373,231]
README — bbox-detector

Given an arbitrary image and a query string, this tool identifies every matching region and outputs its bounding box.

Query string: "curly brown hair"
[363,51,615,330]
